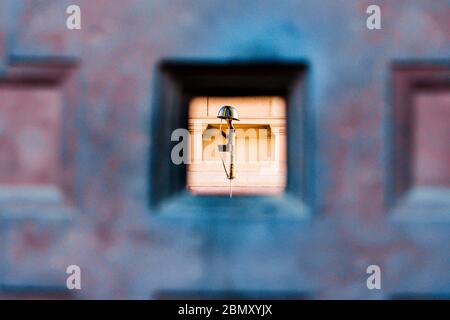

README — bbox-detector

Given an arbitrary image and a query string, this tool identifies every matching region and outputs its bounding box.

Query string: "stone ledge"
[0,185,76,223]
[0,185,63,205]
[0,204,75,223]
[153,191,311,223]
[388,187,450,223]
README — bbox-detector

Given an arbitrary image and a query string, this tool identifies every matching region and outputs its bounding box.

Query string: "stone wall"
[0,0,449,299]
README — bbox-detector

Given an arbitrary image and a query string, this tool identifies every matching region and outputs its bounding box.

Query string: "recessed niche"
[0,86,61,185]
[412,90,450,188]
[0,58,78,212]
[389,63,450,219]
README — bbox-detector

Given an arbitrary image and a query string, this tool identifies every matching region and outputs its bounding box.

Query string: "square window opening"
[149,61,311,218]
[187,96,287,196]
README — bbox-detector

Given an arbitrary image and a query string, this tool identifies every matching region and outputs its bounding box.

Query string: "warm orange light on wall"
[187,96,287,196]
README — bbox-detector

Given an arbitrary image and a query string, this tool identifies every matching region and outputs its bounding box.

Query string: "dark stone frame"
[387,61,450,219]
[149,60,312,219]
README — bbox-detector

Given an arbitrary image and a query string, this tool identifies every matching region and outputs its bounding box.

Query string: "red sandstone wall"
[0,0,449,299]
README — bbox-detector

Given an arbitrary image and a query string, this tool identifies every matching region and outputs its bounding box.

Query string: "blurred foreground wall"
[0,0,449,299]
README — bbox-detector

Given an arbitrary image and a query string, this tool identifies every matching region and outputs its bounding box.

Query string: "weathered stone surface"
[0,0,449,299]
